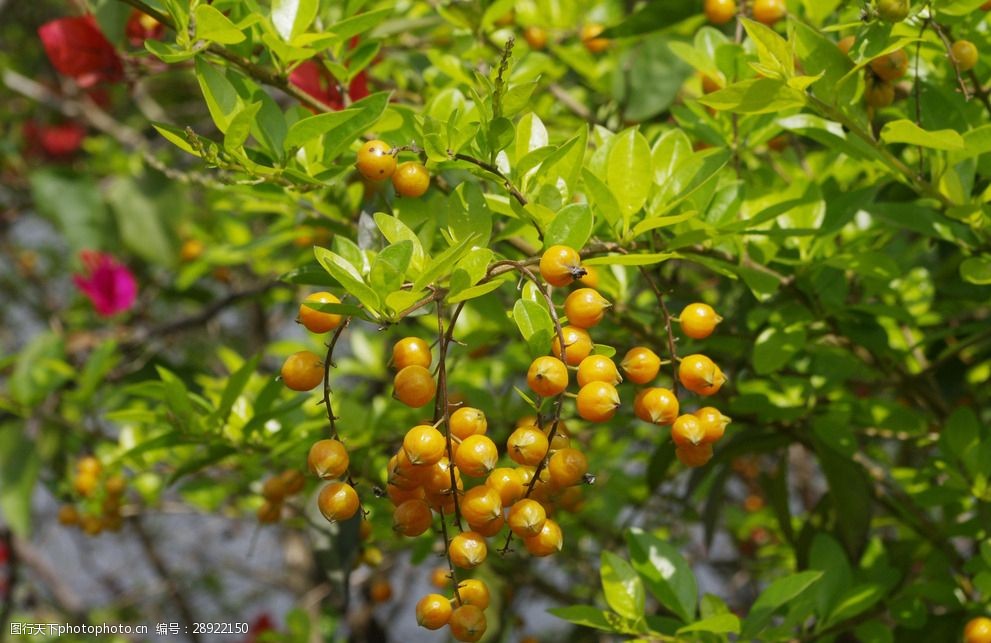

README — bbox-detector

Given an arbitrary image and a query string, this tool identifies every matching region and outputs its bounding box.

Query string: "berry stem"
[433,300,467,532]
[637,266,681,397]
[450,152,528,207]
[437,505,464,605]
[321,317,364,514]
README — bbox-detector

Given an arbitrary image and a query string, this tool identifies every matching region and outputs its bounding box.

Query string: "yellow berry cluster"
[355,139,431,198]
[59,456,127,536]
[257,469,305,524]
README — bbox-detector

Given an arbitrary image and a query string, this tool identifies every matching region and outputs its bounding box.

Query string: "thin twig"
[450,152,528,206]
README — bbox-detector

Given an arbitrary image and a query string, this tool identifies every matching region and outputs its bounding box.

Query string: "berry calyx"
[576,354,622,387]
[679,302,721,340]
[449,604,487,642]
[704,0,737,24]
[450,407,487,440]
[527,355,569,397]
[393,337,432,370]
[449,531,488,569]
[576,381,621,422]
[298,291,342,333]
[678,354,727,396]
[671,414,706,447]
[317,481,360,522]
[621,346,661,384]
[951,40,979,72]
[356,139,396,181]
[523,518,563,556]
[308,439,350,479]
[394,365,437,408]
[392,161,430,197]
[281,351,324,391]
[416,593,452,630]
[403,424,447,466]
[539,245,585,287]
[633,387,679,425]
[564,288,610,328]
[508,498,547,537]
[551,325,593,366]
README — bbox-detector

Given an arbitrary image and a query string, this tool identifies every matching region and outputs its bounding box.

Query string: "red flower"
[289,60,369,112]
[73,251,138,317]
[125,10,165,47]
[38,16,123,87]
[244,614,275,643]
[23,120,86,160]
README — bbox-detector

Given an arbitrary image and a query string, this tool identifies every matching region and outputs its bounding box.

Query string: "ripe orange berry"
[965,617,991,643]
[356,139,396,181]
[298,292,342,333]
[752,0,786,25]
[281,351,324,391]
[576,354,621,387]
[487,467,525,505]
[951,40,979,72]
[474,513,506,537]
[317,481,360,522]
[403,425,447,466]
[580,23,610,53]
[508,498,547,537]
[507,427,550,466]
[461,485,503,528]
[704,0,737,24]
[179,238,204,262]
[77,455,102,476]
[678,354,727,396]
[456,578,491,609]
[671,414,706,447]
[278,469,305,495]
[105,474,126,496]
[523,518,563,556]
[369,579,392,603]
[386,482,426,506]
[837,35,855,56]
[308,439,350,479]
[81,514,103,536]
[633,387,679,425]
[870,49,908,81]
[454,434,499,477]
[577,265,600,288]
[450,407,487,440]
[679,302,721,340]
[523,26,547,50]
[73,471,98,497]
[393,498,434,537]
[394,365,436,408]
[564,288,610,328]
[527,356,569,397]
[430,567,450,588]
[539,245,585,287]
[544,419,572,452]
[865,79,895,108]
[449,604,487,642]
[576,381,620,422]
[416,593,453,630]
[392,161,430,197]
[58,504,79,526]
[551,325,593,366]
[449,531,488,569]
[393,337,432,370]
[877,0,909,22]
[548,448,588,488]
[621,347,661,384]
[695,406,731,443]
[676,443,713,468]
[262,475,289,501]
[423,457,461,496]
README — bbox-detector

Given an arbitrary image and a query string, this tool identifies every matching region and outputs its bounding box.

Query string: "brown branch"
[637,266,681,395]
[450,153,528,206]
[433,300,466,533]
[929,21,970,101]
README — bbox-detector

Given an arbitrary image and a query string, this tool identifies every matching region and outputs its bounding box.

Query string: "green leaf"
[626,528,697,623]
[284,108,362,150]
[960,256,991,284]
[0,423,41,537]
[213,354,261,427]
[271,0,318,41]
[601,551,646,621]
[633,211,699,237]
[677,613,741,635]
[880,120,965,151]
[698,78,807,114]
[741,571,824,637]
[323,92,391,161]
[547,606,624,633]
[373,212,425,271]
[370,241,413,296]
[327,7,392,42]
[314,247,381,313]
[513,299,553,356]
[502,81,539,117]
[607,128,653,225]
[448,277,507,303]
[194,4,245,44]
[583,252,677,266]
[823,584,885,628]
[224,101,261,151]
[581,169,623,228]
[752,325,807,375]
[105,177,176,266]
[412,234,479,292]
[194,58,241,133]
[545,204,593,250]
[741,18,793,78]
[29,170,111,254]
[600,2,698,37]
[8,332,68,407]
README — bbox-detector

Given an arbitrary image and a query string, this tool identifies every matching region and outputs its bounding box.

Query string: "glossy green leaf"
[545,204,593,250]
[195,5,245,44]
[601,551,645,621]
[314,247,381,313]
[607,128,652,224]
[285,108,362,150]
[880,120,965,150]
[741,571,823,637]
[626,528,697,623]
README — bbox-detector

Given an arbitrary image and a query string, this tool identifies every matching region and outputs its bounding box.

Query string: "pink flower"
[73,251,137,317]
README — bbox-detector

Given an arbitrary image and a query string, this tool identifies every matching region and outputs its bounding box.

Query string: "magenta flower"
[72,250,138,317]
